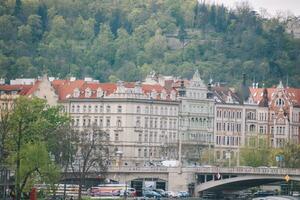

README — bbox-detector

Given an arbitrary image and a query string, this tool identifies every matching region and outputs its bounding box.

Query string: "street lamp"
[276,155,284,168]
[115,150,127,200]
[225,150,232,167]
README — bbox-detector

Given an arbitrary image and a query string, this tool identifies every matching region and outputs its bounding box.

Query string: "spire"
[259,87,269,107]
[192,69,201,81]
[237,73,250,104]
[277,80,284,89]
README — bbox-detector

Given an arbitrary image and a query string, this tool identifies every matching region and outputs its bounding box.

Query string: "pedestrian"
[70,196,73,200]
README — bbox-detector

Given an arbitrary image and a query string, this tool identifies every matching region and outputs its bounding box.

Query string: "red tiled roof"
[51,80,176,101]
[26,80,41,95]
[0,84,34,95]
[250,87,300,106]
[52,80,85,100]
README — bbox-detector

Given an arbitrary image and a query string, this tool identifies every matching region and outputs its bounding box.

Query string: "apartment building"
[1,73,300,167]
[52,78,179,167]
[176,70,215,165]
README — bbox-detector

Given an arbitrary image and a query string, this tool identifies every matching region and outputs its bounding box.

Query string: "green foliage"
[0,0,299,86]
[3,96,69,200]
[240,136,270,167]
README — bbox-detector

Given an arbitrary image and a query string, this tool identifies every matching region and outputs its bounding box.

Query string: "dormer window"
[97,88,104,98]
[73,88,80,98]
[161,90,167,100]
[85,88,91,98]
[151,89,157,99]
[276,98,285,107]
[170,90,176,100]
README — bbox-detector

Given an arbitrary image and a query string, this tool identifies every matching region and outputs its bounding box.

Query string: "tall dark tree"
[71,126,110,200]
[37,3,48,32]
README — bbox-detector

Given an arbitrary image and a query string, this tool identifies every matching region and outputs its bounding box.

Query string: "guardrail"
[108,166,169,173]
[107,166,300,176]
[185,166,300,176]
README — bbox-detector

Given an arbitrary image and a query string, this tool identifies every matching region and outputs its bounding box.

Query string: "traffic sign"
[284,175,290,182]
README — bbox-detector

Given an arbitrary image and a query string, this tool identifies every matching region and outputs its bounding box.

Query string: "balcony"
[134,126,143,132]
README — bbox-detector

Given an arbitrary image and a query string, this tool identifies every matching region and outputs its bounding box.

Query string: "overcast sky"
[208,0,300,16]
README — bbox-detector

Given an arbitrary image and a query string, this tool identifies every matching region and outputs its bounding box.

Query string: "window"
[106,105,111,113]
[149,132,153,142]
[88,105,92,112]
[94,105,98,113]
[136,106,141,114]
[99,117,103,127]
[83,105,87,112]
[138,148,141,157]
[115,133,119,141]
[138,134,142,142]
[144,149,147,157]
[259,126,264,134]
[145,106,149,114]
[71,105,75,112]
[249,124,256,132]
[117,117,122,127]
[145,117,148,128]
[276,98,285,107]
[94,117,98,126]
[136,117,141,127]
[154,118,157,128]
[100,105,103,112]
[117,105,122,113]
[144,132,148,142]
[106,117,110,127]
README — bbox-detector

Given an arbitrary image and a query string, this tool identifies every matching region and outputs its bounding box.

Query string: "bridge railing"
[188,166,300,176]
[108,166,169,173]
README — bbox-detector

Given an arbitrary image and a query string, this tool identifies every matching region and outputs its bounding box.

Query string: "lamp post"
[225,150,232,167]
[115,150,127,200]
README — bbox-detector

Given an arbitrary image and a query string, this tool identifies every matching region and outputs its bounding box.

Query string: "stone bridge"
[62,166,300,196]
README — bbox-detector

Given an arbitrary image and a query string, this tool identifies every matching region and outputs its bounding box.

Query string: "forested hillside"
[1,0,300,86]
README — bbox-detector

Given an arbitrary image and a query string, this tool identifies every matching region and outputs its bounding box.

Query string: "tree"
[6,97,68,200]
[240,136,270,167]
[10,142,60,198]
[280,143,300,168]
[70,126,110,200]
[27,15,43,42]
[0,102,11,164]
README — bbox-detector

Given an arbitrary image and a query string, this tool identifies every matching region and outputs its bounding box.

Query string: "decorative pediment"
[161,89,167,100]
[170,90,176,100]
[97,88,104,98]
[116,80,125,93]
[85,88,91,98]
[134,81,142,94]
[73,88,80,98]
[190,70,206,88]
[150,89,157,99]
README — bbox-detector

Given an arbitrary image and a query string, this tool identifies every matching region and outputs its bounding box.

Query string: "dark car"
[143,190,161,198]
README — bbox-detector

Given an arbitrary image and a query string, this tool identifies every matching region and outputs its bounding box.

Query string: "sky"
[207,0,300,16]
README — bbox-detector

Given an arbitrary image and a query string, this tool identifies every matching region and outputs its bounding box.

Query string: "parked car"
[120,187,137,197]
[178,191,190,198]
[166,191,178,198]
[152,189,167,197]
[143,190,161,198]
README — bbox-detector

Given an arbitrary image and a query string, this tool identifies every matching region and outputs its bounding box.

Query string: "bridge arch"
[196,175,300,194]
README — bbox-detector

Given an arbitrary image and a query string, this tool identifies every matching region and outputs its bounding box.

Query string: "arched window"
[136,106,141,114]
[276,98,285,107]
